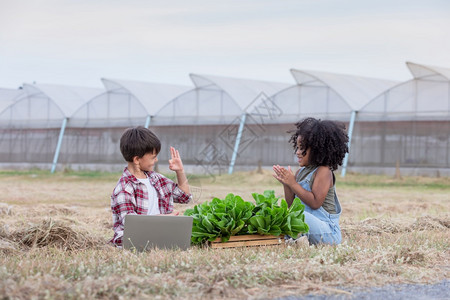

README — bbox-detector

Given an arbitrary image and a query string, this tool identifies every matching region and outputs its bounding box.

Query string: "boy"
[110,126,192,246]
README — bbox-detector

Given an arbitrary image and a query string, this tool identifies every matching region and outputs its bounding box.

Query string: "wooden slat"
[211,235,282,243]
[210,238,282,248]
[209,235,284,248]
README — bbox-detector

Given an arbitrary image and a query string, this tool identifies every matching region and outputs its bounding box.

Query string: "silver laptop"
[123,215,193,252]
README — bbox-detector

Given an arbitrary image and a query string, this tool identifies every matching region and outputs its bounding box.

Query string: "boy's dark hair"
[289,117,349,171]
[120,126,161,162]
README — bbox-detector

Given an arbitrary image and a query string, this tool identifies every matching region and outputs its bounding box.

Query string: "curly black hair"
[289,117,349,171]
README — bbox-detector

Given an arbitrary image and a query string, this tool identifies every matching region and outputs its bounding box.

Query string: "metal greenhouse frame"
[153,74,291,174]
[269,69,399,175]
[351,62,450,175]
[0,63,448,177]
[0,84,103,172]
[56,78,192,170]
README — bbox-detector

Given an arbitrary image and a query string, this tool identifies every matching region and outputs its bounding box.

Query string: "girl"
[273,117,349,245]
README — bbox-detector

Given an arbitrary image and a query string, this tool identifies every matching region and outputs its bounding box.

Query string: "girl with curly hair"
[273,117,349,245]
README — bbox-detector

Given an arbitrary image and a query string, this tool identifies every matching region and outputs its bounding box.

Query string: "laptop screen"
[122,215,193,252]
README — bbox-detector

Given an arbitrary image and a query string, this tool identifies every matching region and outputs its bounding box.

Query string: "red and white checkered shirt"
[110,167,192,246]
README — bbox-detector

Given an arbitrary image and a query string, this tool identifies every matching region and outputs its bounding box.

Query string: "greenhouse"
[152,74,291,174]
[0,63,448,176]
[350,62,450,175]
[271,69,399,122]
[56,78,192,169]
[154,73,291,125]
[0,83,103,171]
[245,69,399,174]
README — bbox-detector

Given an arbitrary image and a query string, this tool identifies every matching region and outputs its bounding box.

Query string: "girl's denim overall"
[298,167,342,245]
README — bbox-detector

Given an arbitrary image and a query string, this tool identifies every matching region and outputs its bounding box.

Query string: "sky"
[1,0,449,89]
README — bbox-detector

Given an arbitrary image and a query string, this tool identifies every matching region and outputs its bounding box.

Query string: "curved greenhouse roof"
[70,78,192,127]
[406,61,450,81]
[291,69,398,111]
[0,88,25,102]
[0,83,103,128]
[270,69,399,122]
[102,78,192,115]
[360,62,450,120]
[154,74,291,125]
[0,88,26,114]
[190,74,291,111]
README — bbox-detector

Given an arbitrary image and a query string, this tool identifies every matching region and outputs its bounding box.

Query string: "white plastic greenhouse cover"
[0,88,26,114]
[406,62,450,81]
[0,83,103,128]
[290,69,399,111]
[70,78,192,127]
[102,78,192,115]
[0,88,25,102]
[154,74,291,125]
[25,83,103,118]
[360,62,450,120]
[189,74,291,111]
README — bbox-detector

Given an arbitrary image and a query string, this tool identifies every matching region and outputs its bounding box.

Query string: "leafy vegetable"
[184,190,309,245]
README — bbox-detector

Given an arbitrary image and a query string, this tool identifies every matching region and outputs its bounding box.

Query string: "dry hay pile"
[25,205,79,218]
[9,218,105,251]
[46,205,78,216]
[411,215,450,231]
[342,215,450,236]
[343,217,408,235]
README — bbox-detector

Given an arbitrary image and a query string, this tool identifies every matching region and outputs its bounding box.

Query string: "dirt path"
[281,279,449,299]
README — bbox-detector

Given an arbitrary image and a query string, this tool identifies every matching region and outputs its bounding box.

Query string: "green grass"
[1,169,448,188]
[338,173,450,189]
[0,169,53,177]
[0,169,119,183]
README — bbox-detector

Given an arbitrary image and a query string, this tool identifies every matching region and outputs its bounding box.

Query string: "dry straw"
[343,215,450,236]
[12,218,104,251]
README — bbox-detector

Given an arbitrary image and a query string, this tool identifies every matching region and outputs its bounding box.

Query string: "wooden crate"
[209,234,284,249]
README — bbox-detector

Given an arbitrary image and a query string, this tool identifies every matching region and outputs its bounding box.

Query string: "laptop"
[122,215,193,252]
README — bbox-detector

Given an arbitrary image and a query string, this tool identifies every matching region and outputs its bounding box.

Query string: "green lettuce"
[184,190,309,245]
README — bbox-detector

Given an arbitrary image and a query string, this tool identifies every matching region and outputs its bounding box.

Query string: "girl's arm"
[273,165,333,209]
[282,184,295,206]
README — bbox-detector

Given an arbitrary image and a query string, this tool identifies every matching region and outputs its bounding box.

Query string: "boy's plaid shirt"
[110,167,192,246]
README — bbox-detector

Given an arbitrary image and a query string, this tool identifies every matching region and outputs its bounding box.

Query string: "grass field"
[0,169,449,299]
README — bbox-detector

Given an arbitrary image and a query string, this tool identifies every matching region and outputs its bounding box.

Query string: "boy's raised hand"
[169,146,190,194]
[169,147,184,172]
